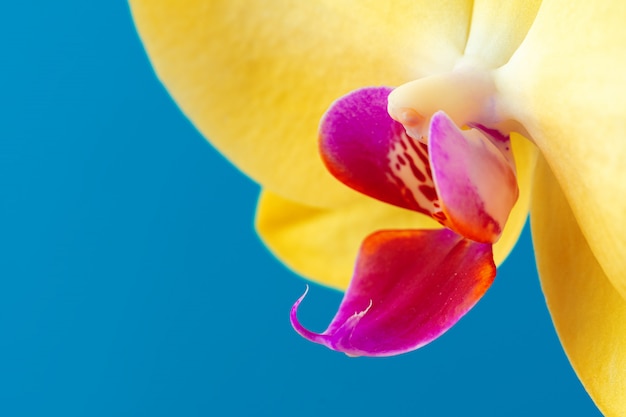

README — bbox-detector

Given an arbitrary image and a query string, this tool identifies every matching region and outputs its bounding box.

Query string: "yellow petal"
[498,0,626,300]
[256,133,536,290]
[256,192,440,290]
[463,0,542,67]
[531,156,626,417]
[129,0,472,208]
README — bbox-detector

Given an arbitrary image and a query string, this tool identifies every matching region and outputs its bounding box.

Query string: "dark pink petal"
[429,112,519,243]
[319,87,441,217]
[290,228,495,357]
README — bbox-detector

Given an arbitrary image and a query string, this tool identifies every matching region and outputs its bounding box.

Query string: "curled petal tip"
[290,285,334,348]
[290,285,320,343]
[290,285,371,357]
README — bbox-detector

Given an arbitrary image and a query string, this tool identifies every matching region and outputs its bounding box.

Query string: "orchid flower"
[129,1,626,415]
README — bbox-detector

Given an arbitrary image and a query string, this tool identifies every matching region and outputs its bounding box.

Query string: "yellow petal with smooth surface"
[256,134,536,290]
[129,0,472,208]
[463,0,542,67]
[531,156,626,417]
[498,0,626,300]
[256,192,440,290]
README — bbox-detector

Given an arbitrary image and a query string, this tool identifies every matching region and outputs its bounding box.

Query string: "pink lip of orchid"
[290,84,518,356]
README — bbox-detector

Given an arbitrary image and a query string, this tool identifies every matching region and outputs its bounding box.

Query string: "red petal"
[290,229,495,357]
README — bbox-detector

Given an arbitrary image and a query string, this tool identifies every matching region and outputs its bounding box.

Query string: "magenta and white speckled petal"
[290,228,496,357]
[428,112,519,243]
[319,87,442,218]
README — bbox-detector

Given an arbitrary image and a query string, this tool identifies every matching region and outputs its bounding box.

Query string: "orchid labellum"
[129,1,626,415]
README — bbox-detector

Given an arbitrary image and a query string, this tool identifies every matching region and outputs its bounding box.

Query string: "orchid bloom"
[130,1,626,415]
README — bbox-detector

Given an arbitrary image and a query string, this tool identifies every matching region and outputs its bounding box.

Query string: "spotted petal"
[290,228,495,357]
[319,87,431,214]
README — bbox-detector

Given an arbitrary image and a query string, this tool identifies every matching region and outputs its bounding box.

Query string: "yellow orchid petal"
[463,0,542,67]
[498,0,626,300]
[256,192,440,291]
[256,134,536,290]
[531,156,626,417]
[129,0,472,208]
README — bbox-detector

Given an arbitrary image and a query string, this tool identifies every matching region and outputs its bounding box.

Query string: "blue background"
[0,2,601,416]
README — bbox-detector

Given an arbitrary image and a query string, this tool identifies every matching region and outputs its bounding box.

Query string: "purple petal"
[429,112,519,243]
[290,229,495,357]
[319,87,441,217]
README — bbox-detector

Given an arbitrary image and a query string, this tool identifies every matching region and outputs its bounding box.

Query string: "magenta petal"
[319,87,439,217]
[290,229,495,357]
